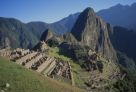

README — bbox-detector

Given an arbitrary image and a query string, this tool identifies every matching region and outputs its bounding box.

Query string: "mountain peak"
[84,7,94,12]
[71,7,117,61]
[131,2,136,7]
[40,28,54,42]
[116,3,123,7]
[71,7,96,41]
[83,7,95,16]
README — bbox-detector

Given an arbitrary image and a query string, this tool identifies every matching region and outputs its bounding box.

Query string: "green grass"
[48,47,72,62]
[71,63,85,87]
[0,56,84,92]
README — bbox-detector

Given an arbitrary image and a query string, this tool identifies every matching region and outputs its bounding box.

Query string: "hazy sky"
[0,0,135,23]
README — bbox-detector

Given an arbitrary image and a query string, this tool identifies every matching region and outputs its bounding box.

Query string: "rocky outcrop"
[33,41,48,52]
[40,29,64,47]
[40,29,54,42]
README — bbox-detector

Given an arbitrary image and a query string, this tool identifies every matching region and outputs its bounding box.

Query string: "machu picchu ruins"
[0,47,74,85]
[0,2,136,92]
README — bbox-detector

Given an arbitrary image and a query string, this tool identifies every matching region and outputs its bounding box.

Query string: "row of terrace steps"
[0,48,73,85]
[14,53,60,78]
[16,54,73,85]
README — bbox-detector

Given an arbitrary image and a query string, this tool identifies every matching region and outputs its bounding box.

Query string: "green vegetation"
[70,61,85,87]
[113,78,135,92]
[0,18,39,49]
[0,56,84,92]
[48,47,71,62]
[64,32,77,43]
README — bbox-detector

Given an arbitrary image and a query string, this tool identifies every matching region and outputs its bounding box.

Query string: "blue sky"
[0,0,135,23]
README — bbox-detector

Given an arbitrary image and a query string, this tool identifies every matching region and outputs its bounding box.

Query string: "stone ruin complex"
[0,48,74,85]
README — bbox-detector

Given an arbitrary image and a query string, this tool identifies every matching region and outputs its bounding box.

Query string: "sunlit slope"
[0,57,84,92]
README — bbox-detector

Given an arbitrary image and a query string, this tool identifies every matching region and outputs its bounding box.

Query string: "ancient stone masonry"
[80,50,124,90]
[49,59,73,84]
[25,53,43,68]
[42,59,56,76]
[10,48,30,60]
[0,48,73,85]
[36,57,55,73]
[16,52,38,65]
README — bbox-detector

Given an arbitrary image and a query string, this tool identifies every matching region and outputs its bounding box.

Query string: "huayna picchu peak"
[71,7,117,61]
[0,1,136,92]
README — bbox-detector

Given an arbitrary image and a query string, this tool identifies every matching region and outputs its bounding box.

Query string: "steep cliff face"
[71,7,116,61]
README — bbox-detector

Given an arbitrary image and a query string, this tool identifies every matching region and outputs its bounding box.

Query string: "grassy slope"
[0,56,83,92]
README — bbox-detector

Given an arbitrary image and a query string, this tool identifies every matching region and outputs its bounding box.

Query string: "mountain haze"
[0,13,79,48]
[97,3,136,30]
[110,26,136,62]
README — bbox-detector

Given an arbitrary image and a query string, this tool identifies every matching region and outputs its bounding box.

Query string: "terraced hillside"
[0,56,84,92]
[0,48,74,85]
[1,46,135,92]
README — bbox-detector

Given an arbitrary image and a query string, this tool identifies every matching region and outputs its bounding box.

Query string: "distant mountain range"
[97,3,136,30]
[0,13,79,48]
[109,26,136,62]
[27,13,79,38]
[0,17,39,49]
[54,3,136,31]
[0,2,136,58]
[50,3,136,31]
